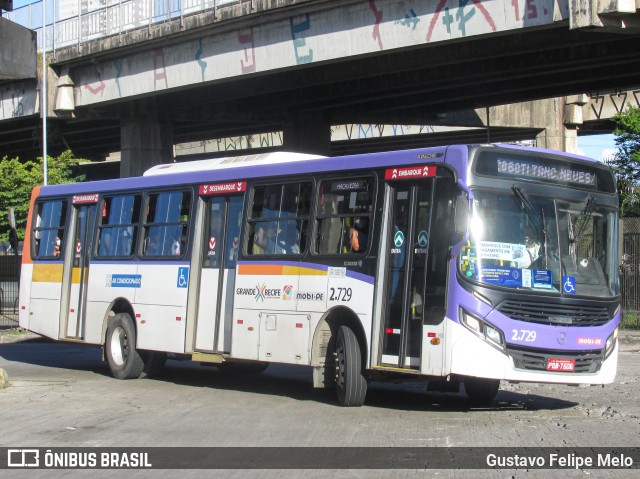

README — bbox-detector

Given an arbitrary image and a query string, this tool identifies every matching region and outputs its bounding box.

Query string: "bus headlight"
[460,308,505,351]
[484,324,503,347]
[605,327,618,359]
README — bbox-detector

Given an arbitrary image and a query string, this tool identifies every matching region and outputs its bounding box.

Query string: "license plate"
[546,358,575,372]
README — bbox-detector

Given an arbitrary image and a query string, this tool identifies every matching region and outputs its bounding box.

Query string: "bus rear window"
[33,200,67,259]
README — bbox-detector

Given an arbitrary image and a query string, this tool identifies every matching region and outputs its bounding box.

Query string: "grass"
[621,311,640,330]
[0,327,29,337]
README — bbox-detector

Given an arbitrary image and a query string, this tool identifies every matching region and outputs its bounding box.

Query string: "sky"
[576,133,617,162]
[11,0,32,8]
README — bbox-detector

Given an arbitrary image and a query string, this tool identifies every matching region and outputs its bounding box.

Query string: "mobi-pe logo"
[8,449,39,467]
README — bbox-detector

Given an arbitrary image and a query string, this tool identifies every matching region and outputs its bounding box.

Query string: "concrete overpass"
[1,0,640,177]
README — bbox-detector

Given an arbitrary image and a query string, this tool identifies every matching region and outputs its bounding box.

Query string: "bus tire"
[141,351,167,378]
[464,377,500,405]
[105,313,145,380]
[335,325,367,407]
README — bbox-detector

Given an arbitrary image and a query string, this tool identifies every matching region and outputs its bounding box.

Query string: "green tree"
[611,106,640,217]
[0,150,85,242]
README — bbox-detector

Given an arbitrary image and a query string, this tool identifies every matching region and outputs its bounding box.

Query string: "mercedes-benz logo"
[557,332,567,345]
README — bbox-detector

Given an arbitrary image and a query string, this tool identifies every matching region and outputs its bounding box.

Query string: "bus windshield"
[459,188,618,298]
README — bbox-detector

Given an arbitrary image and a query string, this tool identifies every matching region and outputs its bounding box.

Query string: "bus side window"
[97,195,141,258]
[315,177,374,255]
[247,182,311,256]
[142,190,191,258]
[33,200,67,259]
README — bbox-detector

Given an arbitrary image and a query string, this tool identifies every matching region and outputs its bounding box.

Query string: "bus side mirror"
[454,195,468,235]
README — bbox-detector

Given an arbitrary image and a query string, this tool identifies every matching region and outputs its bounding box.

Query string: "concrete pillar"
[533,97,569,152]
[282,111,331,156]
[120,103,173,177]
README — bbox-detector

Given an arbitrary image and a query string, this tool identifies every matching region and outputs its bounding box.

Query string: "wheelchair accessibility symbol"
[563,276,576,294]
[177,267,189,288]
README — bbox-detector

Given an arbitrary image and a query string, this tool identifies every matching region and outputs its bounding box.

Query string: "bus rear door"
[61,195,97,340]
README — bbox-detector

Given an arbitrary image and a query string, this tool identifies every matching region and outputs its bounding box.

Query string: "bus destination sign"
[72,194,99,204]
[496,159,596,186]
[473,150,619,192]
[199,181,246,196]
[385,165,435,180]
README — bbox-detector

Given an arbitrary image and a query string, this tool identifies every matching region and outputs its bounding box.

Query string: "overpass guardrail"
[4,0,245,51]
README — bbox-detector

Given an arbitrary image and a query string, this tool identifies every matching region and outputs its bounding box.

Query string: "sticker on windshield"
[478,266,523,287]
[532,270,553,288]
[479,266,553,289]
[563,276,577,294]
[478,241,525,262]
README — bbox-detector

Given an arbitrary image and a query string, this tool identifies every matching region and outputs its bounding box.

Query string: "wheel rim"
[109,326,128,366]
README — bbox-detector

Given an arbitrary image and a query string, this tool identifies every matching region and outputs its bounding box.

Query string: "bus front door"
[379,181,433,370]
[63,203,97,339]
[194,195,243,353]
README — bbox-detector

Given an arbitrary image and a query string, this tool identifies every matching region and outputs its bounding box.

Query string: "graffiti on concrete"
[69,1,568,107]
[369,0,384,50]
[196,39,208,81]
[586,90,640,121]
[290,14,313,65]
[153,49,168,90]
[238,28,256,74]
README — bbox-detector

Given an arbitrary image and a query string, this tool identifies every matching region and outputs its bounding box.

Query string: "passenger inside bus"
[521,225,542,269]
[348,217,369,252]
[253,224,276,255]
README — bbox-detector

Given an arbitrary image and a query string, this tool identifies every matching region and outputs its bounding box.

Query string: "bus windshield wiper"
[512,186,552,268]
[511,186,547,244]
[569,195,596,251]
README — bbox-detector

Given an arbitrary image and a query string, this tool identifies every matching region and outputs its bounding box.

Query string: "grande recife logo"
[254,284,281,302]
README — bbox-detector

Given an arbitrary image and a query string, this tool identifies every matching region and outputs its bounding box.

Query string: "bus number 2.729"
[512,329,536,342]
[329,287,352,302]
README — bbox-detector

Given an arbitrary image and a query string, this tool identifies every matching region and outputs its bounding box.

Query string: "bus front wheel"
[335,325,367,407]
[105,313,145,380]
[464,377,500,405]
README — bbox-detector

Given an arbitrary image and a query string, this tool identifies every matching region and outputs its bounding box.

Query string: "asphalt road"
[0,332,639,479]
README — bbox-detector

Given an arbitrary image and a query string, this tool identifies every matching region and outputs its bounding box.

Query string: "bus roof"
[143,152,326,176]
[34,144,608,198]
[37,145,457,197]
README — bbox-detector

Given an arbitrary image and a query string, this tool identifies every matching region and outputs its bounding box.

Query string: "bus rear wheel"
[335,325,367,407]
[105,313,145,380]
[464,377,500,405]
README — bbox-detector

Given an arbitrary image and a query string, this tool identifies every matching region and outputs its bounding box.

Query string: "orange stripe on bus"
[238,264,284,275]
[21,186,41,265]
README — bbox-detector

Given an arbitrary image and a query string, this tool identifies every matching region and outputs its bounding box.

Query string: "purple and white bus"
[19,144,620,406]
